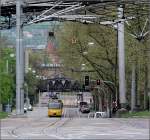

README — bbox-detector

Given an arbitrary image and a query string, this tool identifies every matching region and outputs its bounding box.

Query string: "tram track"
[6,108,73,139]
[3,107,79,139]
[54,108,77,138]
[7,116,45,138]
[7,117,64,138]
[41,108,73,139]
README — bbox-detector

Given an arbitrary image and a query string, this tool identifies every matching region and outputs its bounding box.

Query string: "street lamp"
[82,42,94,56]
[36,75,39,78]
[32,70,36,74]
[83,51,88,55]
[81,64,86,70]
[28,67,32,71]
[88,42,94,46]
[10,53,15,58]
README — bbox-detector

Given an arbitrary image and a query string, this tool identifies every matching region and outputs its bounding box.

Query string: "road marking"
[116,132,148,135]
[63,108,66,118]
[77,109,80,118]
[46,134,66,139]
[1,134,11,137]
[92,123,112,125]
[26,133,42,136]
[95,133,116,135]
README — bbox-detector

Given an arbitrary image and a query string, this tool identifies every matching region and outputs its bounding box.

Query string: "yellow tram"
[48,100,63,117]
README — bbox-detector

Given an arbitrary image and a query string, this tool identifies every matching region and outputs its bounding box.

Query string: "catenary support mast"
[16,0,24,115]
[117,5,126,108]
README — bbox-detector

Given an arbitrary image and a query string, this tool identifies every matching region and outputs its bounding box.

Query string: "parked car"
[24,103,33,112]
[24,104,27,113]
[94,112,107,118]
[80,104,90,113]
[79,101,88,107]
[79,101,88,111]
[27,104,33,111]
[88,112,107,118]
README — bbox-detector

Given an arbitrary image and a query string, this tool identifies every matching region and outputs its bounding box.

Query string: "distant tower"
[46,30,61,77]
[47,31,60,64]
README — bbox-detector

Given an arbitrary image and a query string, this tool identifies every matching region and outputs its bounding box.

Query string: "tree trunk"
[144,64,148,109]
[98,94,103,111]
[96,94,99,111]
[136,62,140,106]
[144,55,150,110]
[131,63,136,111]
[93,94,96,111]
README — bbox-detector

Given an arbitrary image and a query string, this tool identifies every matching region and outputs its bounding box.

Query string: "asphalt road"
[1,92,150,139]
[1,106,150,139]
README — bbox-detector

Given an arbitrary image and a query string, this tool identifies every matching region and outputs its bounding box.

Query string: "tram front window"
[48,103,61,109]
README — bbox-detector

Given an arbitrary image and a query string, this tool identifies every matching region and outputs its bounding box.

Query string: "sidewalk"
[8,109,27,118]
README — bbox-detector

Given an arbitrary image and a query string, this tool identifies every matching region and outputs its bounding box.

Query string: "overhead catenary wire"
[1,0,150,29]
[29,0,63,23]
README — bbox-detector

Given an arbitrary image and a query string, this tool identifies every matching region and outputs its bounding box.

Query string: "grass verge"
[0,112,8,119]
[120,110,150,118]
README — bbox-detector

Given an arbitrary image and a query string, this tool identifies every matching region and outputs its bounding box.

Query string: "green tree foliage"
[25,72,39,97]
[24,71,40,105]
[125,13,149,109]
[29,50,44,69]
[56,17,149,110]
[0,73,14,104]
[0,38,15,106]
[56,22,118,111]
[56,22,117,83]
